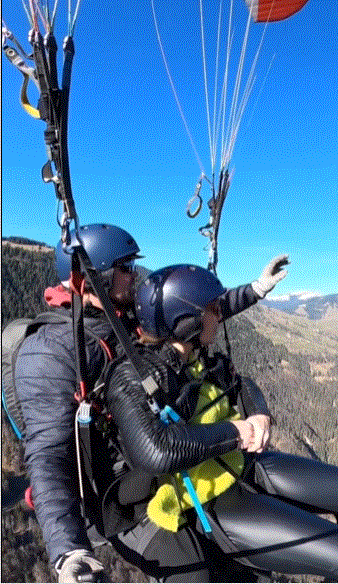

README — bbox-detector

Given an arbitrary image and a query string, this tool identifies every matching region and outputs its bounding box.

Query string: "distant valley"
[246,298,338,356]
[242,298,338,385]
[261,291,338,321]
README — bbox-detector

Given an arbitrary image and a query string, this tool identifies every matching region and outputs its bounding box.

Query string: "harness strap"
[58,35,75,217]
[45,33,59,92]
[72,245,160,399]
[208,169,230,274]
[3,23,77,220]
[30,30,55,121]
[70,252,89,401]
[75,401,95,514]
[215,456,258,495]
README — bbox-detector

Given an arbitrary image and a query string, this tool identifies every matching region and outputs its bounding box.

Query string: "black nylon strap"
[58,36,76,218]
[28,29,76,219]
[72,245,159,397]
[71,252,89,397]
[73,301,89,394]
[215,456,258,495]
[79,419,95,494]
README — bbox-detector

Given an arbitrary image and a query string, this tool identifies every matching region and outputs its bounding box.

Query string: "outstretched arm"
[251,254,289,298]
[221,254,290,318]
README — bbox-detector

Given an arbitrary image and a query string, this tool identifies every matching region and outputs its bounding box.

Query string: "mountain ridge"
[261,292,338,321]
[244,302,338,359]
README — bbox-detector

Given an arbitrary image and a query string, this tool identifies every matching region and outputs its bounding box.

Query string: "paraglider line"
[151,0,205,175]
[199,0,213,172]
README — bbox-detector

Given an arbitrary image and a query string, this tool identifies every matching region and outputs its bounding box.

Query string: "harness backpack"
[2,313,75,440]
[1,313,116,518]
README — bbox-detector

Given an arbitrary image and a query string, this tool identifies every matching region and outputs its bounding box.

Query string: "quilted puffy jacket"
[14,283,260,565]
[15,310,112,564]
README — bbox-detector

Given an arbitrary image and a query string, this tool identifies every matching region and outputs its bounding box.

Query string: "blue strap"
[160,405,212,533]
[2,388,22,440]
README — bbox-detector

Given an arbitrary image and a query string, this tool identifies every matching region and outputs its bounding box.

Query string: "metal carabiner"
[186,175,204,218]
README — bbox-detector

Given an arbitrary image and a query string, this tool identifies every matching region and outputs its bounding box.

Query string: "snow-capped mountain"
[261,292,338,320]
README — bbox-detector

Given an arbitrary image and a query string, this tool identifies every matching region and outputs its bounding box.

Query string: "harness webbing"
[70,245,160,402]
[2,21,77,222]
[198,168,230,275]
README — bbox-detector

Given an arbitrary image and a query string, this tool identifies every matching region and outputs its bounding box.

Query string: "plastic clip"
[78,402,92,425]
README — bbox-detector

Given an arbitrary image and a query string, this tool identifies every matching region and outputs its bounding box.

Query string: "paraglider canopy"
[245,0,309,23]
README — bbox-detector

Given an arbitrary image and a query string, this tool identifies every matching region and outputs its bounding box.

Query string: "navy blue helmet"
[135,264,226,341]
[55,223,141,282]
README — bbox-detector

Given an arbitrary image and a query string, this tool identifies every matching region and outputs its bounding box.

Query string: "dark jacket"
[14,283,260,565]
[105,344,270,477]
[15,311,112,564]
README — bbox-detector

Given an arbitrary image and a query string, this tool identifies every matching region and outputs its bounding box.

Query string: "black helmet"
[55,223,141,282]
[135,264,226,341]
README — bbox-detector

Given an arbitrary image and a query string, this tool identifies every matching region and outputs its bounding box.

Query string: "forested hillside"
[2,242,337,583]
[221,316,338,466]
[2,243,58,329]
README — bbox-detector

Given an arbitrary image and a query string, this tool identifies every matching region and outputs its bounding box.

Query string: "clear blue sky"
[2,0,338,296]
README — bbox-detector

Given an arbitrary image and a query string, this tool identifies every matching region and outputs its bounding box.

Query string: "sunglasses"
[114,259,136,274]
[173,295,221,316]
[100,259,136,288]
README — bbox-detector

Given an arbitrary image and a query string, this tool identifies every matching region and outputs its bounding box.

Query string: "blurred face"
[109,261,137,305]
[199,299,222,346]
